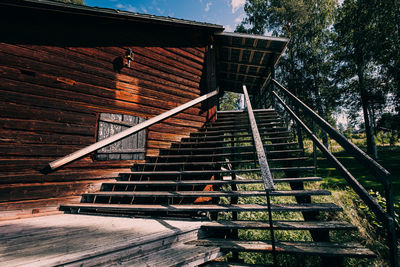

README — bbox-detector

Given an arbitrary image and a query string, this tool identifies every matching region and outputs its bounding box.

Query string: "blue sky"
[85,0,247,32]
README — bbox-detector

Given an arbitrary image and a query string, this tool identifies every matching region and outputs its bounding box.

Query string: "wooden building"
[0,0,287,220]
[0,0,223,219]
[0,1,391,266]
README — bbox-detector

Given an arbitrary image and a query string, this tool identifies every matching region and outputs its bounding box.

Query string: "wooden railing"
[242,84,276,266]
[271,79,398,267]
[46,89,219,171]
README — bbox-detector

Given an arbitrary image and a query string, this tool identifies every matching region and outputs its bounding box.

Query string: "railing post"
[295,105,305,156]
[313,120,318,175]
[272,85,398,267]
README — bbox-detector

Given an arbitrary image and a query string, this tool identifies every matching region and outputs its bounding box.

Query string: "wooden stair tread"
[207,119,280,126]
[201,220,357,231]
[105,177,323,186]
[191,127,287,135]
[188,239,376,258]
[201,122,283,130]
[139,157,308,166]
[84,190,331,198]
[163,142,298,151]
[188,131,291,139]
[154,149,304,159]
[172,137,292,146]
[121,167,314,176]
[60,203,342,213]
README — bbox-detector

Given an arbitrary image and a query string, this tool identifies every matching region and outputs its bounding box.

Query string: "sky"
[85,0,247,32]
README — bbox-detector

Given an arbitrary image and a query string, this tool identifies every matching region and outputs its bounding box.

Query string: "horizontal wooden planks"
[0,39,211,216]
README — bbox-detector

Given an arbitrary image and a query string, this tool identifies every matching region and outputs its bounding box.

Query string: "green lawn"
[304,139,400,203]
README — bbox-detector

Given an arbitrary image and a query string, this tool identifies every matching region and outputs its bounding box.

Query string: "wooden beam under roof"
[221,45,282,55]
[218,60,267,68]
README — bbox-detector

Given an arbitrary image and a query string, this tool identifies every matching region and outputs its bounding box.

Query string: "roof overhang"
[0,0,224,32]
[215,32,289,94]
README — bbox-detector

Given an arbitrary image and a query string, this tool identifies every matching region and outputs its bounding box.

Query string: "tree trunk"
[314,87,329,149]
[358,63,378,159]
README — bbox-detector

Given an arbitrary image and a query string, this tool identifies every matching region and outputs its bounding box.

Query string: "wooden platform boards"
[0,214,221,267]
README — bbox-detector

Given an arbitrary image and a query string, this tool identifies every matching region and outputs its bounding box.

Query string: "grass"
[214,134,399,266]
[303,137,400,202]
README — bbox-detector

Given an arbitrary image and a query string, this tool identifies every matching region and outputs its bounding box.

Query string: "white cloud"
[224,24,233,32]
[231,0,245,13]
[140,5,148,13]
[205,2,212,12]
[116,3,138,13]
[234,13,245,23]
[156,7,164,14]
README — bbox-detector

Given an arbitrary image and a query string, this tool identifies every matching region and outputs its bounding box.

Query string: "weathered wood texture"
[0,39,215,216]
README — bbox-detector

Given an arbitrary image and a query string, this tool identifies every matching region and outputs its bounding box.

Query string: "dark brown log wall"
[0,42,215,219]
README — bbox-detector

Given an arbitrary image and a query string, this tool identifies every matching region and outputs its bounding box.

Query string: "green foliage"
[238,0,339,150]
[219,91,241,111]
[352,189,400,236]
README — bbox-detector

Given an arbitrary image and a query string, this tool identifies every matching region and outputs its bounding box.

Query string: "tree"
[369,0,400,114]
[238,0,338,148]
[219,91,241,111]
[333,0,384,159]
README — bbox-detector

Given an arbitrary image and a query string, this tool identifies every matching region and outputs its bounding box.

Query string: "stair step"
[120,166,315,176]
[83,190,331,198]
[206,120,282,128]
[105,177,322,187]
[163,142,298,152]
[120,244,222,267]
[188,239,376,258]
[153,149,304,159]
[173,136,292,146]
[188,131,291,139]
[60,203,342,213]
[135,157,308,167]
[217,109,275,115]
[201,220,357,231]
[209,117,280,125]
[199,122,284,131]
[191,127,287,135]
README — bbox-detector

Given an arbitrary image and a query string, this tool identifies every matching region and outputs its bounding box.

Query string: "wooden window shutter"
[96,113,146,160]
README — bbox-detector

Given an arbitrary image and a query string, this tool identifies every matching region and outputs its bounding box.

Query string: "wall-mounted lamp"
[125,48,134,68]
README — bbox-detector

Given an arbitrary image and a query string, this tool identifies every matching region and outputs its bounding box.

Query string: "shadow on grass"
[307,145,400,202]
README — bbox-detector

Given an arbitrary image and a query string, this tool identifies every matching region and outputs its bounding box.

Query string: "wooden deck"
[0,214,219,267]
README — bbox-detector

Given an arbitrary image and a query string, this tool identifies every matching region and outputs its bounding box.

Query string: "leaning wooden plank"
[47,89,218,171]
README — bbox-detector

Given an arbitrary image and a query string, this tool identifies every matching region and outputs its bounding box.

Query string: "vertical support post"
[295,105,305,156]
[313,120,318,175]
[266,192,277,267]
[384,183,398,267]
[271,65,276,110]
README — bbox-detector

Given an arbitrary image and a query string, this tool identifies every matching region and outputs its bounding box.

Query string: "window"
[96,113,146,160]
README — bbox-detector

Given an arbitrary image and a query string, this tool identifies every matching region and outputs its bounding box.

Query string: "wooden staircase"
[60,109,376,266]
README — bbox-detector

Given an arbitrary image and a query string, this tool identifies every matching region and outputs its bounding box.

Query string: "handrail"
[272,91,389,221]
[271,81,398,267]
[242,85,274,191]
[272,79,392,188]
[243,84,276,266]
[46,89,219,171]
